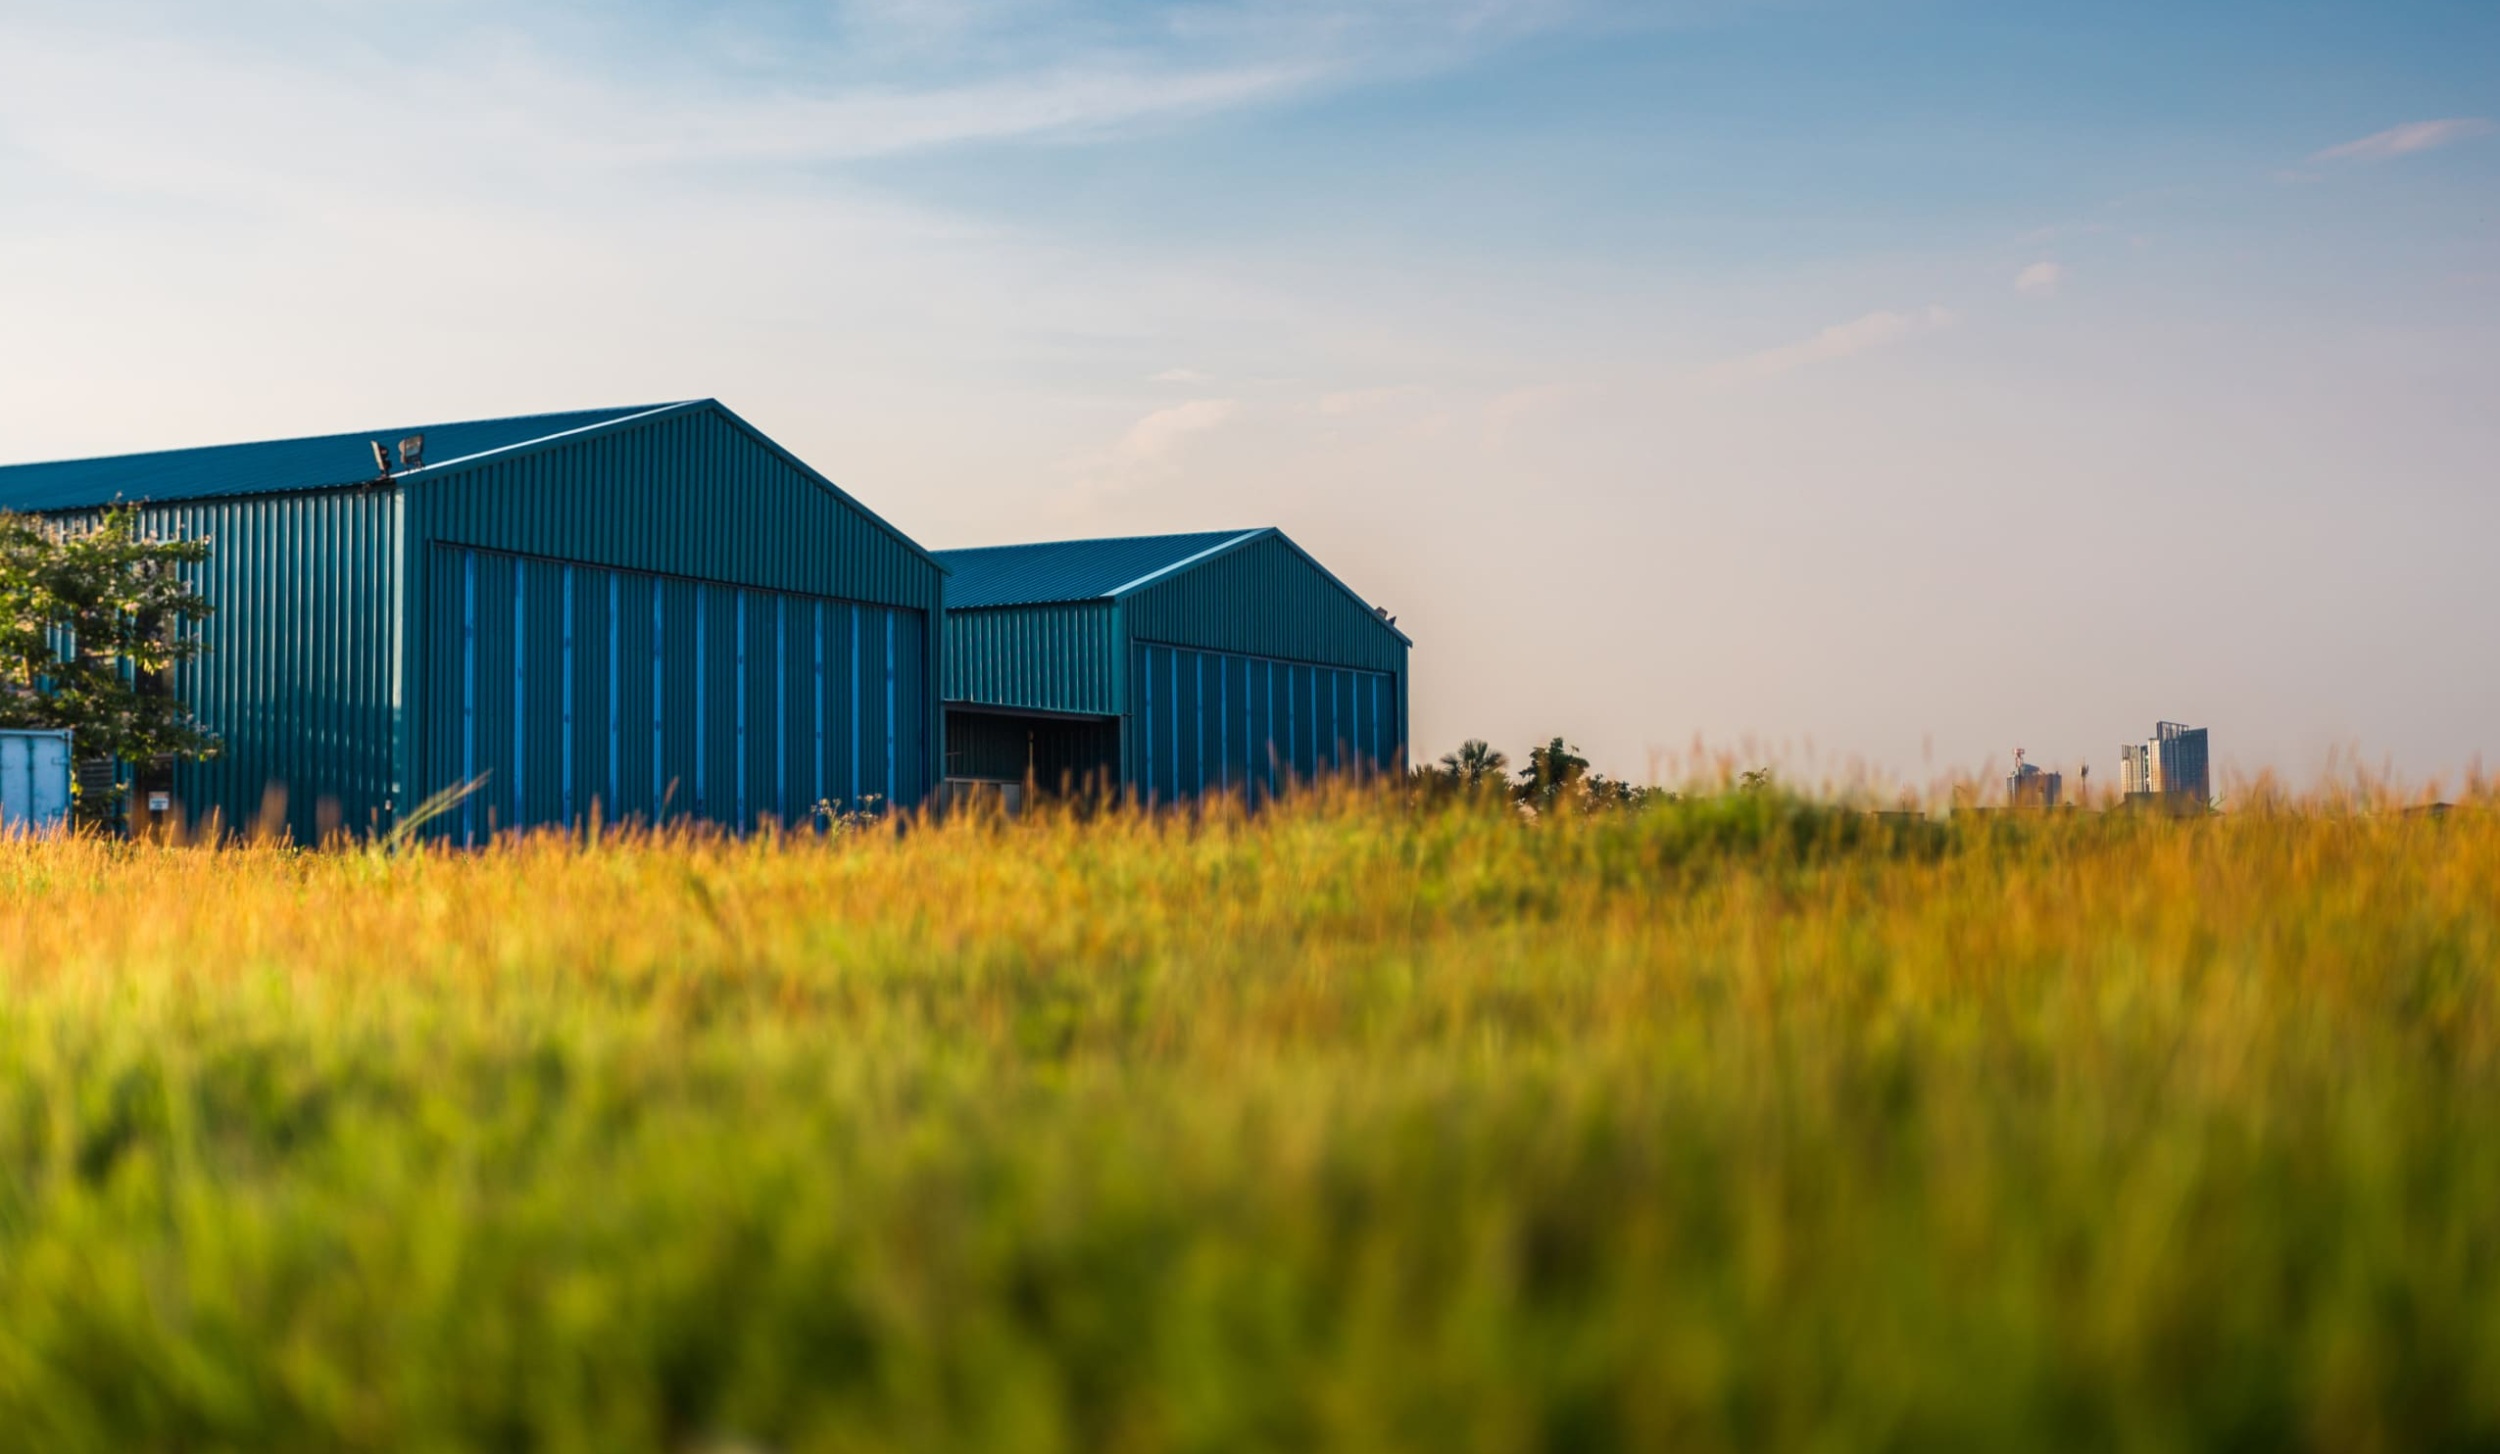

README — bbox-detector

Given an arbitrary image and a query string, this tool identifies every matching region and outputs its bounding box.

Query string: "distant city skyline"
[2,0,2494,788]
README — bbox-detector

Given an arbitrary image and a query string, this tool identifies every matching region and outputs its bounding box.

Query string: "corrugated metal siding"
[426,545,922,836]
[1123,533,1406,674]
[44,491,402,841]
[1129,643,1399,805]
[406,406,944,827]
[942,602,1121,716]
[407,407,934,608]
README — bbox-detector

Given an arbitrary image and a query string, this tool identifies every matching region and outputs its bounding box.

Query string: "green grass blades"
[0,790,2495,1452]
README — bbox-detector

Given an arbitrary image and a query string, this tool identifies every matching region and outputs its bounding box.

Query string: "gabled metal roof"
[0,402,691,513]
[937,526,1412,646]
[935,529,1262,609]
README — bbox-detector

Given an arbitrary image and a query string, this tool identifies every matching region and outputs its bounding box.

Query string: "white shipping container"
[0,730,73,832]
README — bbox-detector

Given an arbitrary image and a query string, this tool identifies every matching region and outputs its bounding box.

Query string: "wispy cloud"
[626,65,1324,164]
[2312,118,2495,163]
[1711,306,1956,382]
[1153,368,1216,385]
[2015,261,2065,296]
[0,0,1593,202]
[1056,397,1241,513]
[1112,398,1240,465]
[629,0,1590,160]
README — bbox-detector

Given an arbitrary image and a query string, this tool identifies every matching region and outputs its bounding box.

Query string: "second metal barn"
[938,529,1411,803]
[0,400,942,839]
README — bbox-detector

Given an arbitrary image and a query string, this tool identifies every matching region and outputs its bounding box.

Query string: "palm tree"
[1438,739,1510,792]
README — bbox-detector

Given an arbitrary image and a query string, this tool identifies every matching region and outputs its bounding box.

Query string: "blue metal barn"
[937,529,1411,802]
[0,401,943,840]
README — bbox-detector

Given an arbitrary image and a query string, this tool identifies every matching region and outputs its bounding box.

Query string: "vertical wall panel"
[1284,663,1305,784]
[774,595,795,820]
[893,608,927,806]
[890,609,910,804]
[573,565,610,822]
[519,557,567,829]
[613,570,655,822]
[1216,655,1236,798]
[1177,650,1203,800]
[857,607,889,807]
[470,552,517,835]
[660,576,701,821]
[738,589,773,827]
[1247,658,1270,804]
[424,546,466,836]
[700,584,731,820]
[830,603,859,810]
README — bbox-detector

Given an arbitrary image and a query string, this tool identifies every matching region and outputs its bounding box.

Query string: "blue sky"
[3,0,2495,791]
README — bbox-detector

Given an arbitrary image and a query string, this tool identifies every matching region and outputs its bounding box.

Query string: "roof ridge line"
[0,403,682,476]
[938,528,1254,556]
[394,401,700,479]
[1104,528,1268,598]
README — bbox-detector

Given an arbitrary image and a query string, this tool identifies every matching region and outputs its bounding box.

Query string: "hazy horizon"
[4,0,2494,789]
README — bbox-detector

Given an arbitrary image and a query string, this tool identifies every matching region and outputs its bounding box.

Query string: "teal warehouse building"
[937,529,1411,803]
[0,401,943,840]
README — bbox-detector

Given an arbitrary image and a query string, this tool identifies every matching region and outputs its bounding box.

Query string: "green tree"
[0,507,218,821]
[1437,739,1510,792]
[1582,772,1662,810]
[1508,737,1661,814]
[1514,737,1590,813]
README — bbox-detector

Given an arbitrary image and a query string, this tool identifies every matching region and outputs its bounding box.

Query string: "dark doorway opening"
[944,706,1120,801]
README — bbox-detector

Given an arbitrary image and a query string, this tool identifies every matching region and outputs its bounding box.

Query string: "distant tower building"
[2008,748,2062,808]
[2121,722,2210,809]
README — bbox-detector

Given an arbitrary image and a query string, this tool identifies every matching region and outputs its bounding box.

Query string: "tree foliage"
[1431,738,1510,793]
[0,507,218,773]
[1416,735,1660,812]
[1513,736,1590,812]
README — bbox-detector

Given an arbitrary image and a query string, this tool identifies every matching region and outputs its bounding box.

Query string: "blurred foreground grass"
[0,790,2495,1451]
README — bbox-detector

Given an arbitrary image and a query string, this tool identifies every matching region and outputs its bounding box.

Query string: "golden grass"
[0,788,2494,1451]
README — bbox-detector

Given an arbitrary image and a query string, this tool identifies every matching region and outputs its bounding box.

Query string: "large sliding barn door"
[425,545,925,838]
[1131,642,1398,807]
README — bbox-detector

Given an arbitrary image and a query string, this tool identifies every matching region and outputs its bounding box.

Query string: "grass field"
[0,788,2494,1451]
